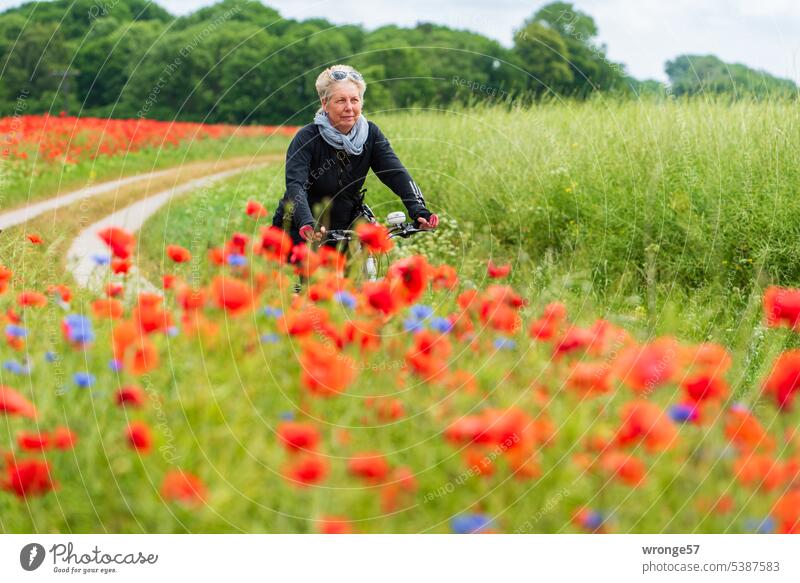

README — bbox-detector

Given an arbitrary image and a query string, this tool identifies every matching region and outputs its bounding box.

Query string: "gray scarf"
[314,111,369,156]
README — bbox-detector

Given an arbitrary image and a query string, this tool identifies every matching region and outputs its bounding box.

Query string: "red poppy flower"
[98,227,135,259]
[208,247,225,265]
[132,294,172,334]
[279,307,328,336]
[0,264,12,294]
[317,515,353,534]
[129,337,159,375]
[111,258,131,274]
[246,200,268,218]
[566,361,612,396]
[356,222,394,254]
[362,280,398,315]
[161,469,207,505]
[106,282,124,298]
[764,286,800,330]
[616,400,677,452]
[177,287,206,311]
[431,264,458,290]
[283,453,329,487]
[126,421,152,453]
[111,320,139,361]
[1,456,57,498]
[487,260,511,279]
[406,329,451,380]
[348,451,391,483]
[162,274,177,289]
[681,342,732,374]
[259,226,293,262]
[600,451,647,487]
[682,372,729,403]
[27,233,43,244]
[211,276,255,314]
[763,350,800,410]
[18,431,49,451]
[613,337,679,394]
[0,385,37,418]
[116,385,146,408]
[724,407,774,451]
[92,298,124,320]
[17,291,47,308]
[457,289,481,313]
[51,427,78,450]
[528,302,567,340]
[773,490,800,533]
[166,244,192,263]
[277,422,321,453]
[46,284,72,304]
[733,454,785,491]
[387,255,429,305]
[300,342,357,397]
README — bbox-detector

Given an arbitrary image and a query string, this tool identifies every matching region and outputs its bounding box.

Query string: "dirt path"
[66,163,270,292]
[0,156,279,292]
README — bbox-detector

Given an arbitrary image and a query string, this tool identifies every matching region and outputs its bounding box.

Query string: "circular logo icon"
[20,543,46,571]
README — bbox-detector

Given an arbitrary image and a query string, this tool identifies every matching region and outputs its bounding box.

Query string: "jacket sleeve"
[279,128,316,229]
[369,123,432,221]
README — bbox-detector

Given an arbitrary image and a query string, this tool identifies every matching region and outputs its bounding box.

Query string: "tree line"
[0,0,795,124]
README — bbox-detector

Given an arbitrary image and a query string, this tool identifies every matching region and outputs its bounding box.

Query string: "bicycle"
[321,202,432,281]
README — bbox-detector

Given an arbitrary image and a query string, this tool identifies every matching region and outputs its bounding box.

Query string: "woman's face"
[322,81,362,134]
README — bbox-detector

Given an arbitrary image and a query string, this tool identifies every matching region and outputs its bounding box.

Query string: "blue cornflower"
[745,517,775,534]
[3,360,29,375]
[74,372,96,388]
[260,333,279,344]
[227,254,247,267]
[334,291,357,310]
[410,304,434,320]
[6,324,28,338]
[403,318,424,333]
[581,510,604,530]
[262,306,283,319]
[494,337,516,350]
[92,254,111,266]
[45,351,59,363]
[279,411,296,421]
[109,359,123,372]
[450,513,493,534]
[5,324,27,338]
[64,314,94,344]
[429,317,453,333]
[669,403,697,423]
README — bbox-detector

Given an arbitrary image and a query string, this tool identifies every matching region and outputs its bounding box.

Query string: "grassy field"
[2,102,800,534]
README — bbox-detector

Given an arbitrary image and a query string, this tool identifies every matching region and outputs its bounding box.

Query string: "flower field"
[2,104,800,535]
[0,114,295,208]
[2,187,800,534]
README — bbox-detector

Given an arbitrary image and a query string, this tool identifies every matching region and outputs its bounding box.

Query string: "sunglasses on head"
[329,69,363,82]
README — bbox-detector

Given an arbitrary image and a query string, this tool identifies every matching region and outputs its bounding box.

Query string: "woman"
[271,64,439,248]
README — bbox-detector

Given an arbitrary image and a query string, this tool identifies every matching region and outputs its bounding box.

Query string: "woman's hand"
[299,224,327,242]
[417,214,439,230]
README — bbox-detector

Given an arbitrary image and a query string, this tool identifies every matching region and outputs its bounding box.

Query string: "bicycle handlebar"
[324,222,431,244]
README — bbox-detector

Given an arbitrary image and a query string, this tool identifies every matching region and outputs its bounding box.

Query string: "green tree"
[516,2,628,96]
[666,54,797,98]
[513,22,573,95]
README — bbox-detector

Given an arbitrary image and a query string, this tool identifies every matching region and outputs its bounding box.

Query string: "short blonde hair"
[315,64,366,106]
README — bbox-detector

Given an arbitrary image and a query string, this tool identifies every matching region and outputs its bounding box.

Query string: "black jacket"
[271,120,432,244]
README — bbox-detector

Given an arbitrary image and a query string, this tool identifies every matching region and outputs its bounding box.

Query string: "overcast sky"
[1,0,798,82]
